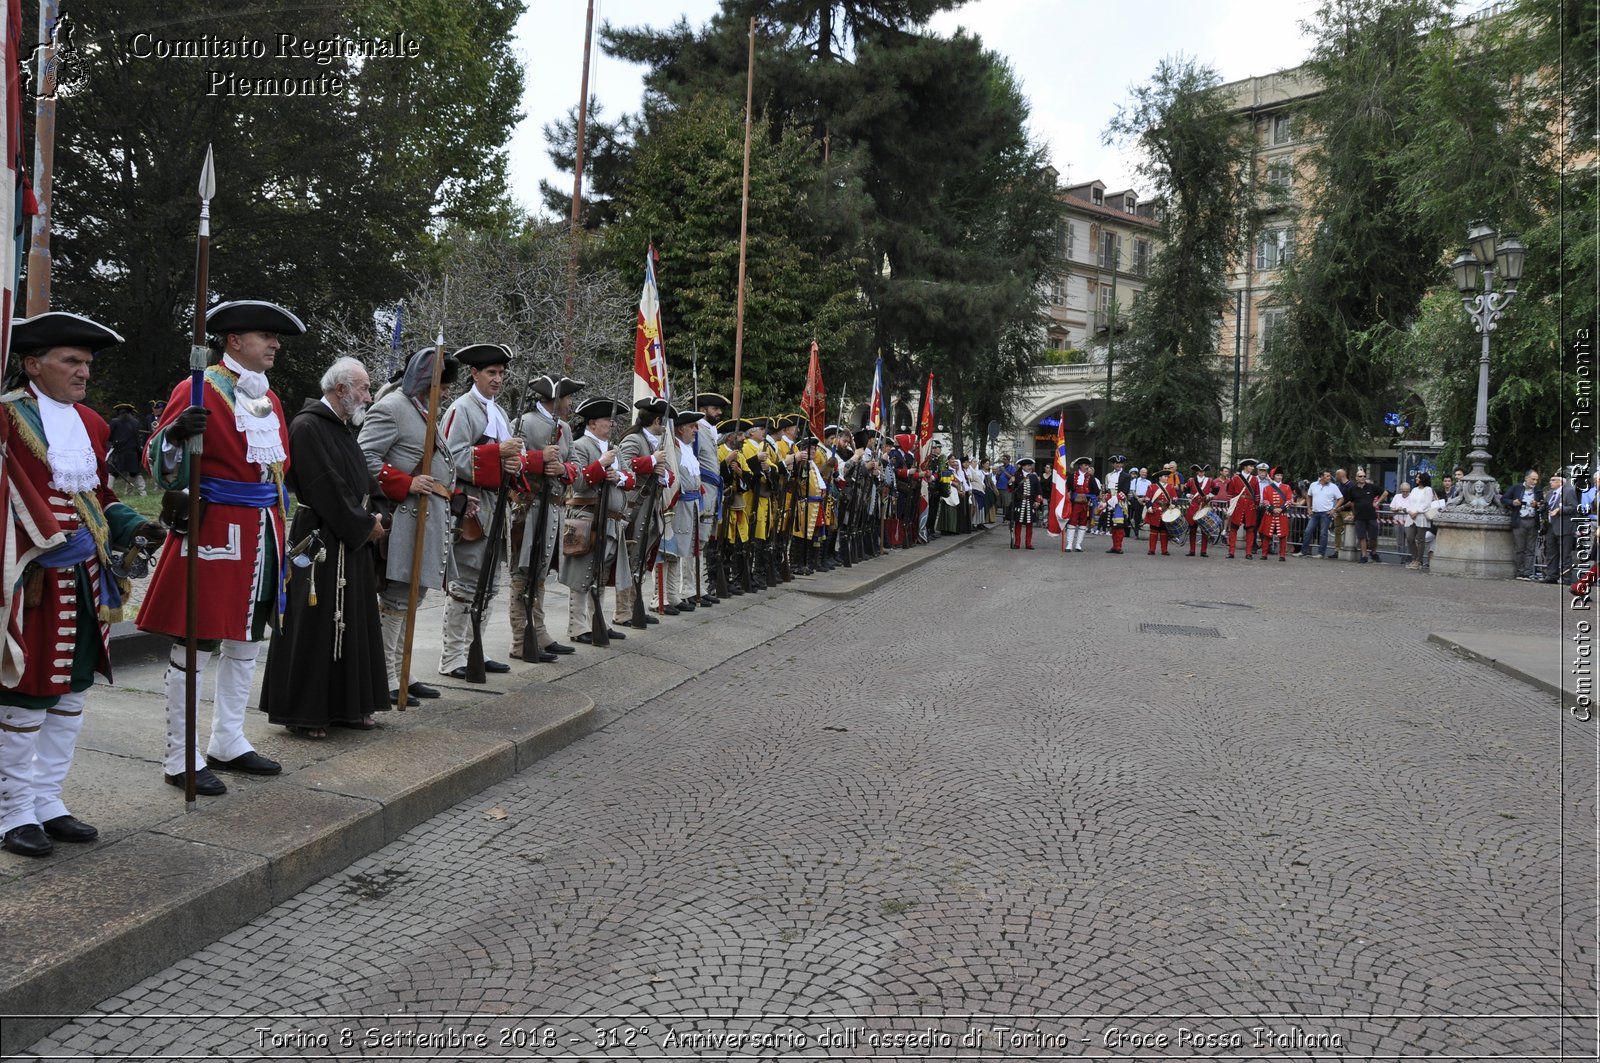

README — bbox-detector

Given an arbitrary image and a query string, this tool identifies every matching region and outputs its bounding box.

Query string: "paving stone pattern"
[23,535,1595,1059]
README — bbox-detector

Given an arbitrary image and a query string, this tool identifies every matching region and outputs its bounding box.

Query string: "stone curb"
[1426,631,1572,706]
[796,525,993,599]
[0,686,594,1057]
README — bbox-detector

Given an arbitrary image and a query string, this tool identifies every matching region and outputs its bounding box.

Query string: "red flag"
[1047,410,1069,536]
[2,0,30,366]
[801,341,826,436]
[916,373,934,467]
[633,245,667,402]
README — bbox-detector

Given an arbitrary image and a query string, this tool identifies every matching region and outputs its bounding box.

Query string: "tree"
[1243,0,1453,474]
[44,0,524,411]
[1100,57,1254,465]
[1365,0,1588,480]
[604,96,867,412]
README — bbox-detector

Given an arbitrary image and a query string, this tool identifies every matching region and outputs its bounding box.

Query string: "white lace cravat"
[476,385,511,442]
[222,354,286,465]
[35,388,99,494]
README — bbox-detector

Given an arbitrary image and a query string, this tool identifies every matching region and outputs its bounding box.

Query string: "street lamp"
[1447,221,1525,511]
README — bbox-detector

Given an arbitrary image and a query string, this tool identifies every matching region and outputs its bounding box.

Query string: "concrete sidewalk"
[1428,630,1576,707]
[0,528,985,1056]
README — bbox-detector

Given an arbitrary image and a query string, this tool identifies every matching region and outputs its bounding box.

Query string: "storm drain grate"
[1138,623,1224,638]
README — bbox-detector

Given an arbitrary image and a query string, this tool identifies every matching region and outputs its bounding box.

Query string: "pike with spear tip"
[181,146,215,809]
[396,287,448,711]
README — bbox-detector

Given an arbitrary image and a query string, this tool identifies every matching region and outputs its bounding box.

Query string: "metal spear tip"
[198,144,216,201]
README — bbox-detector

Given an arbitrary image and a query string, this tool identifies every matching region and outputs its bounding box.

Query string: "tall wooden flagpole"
[729,16,756,419]
[562,0,596,373]
[23,0,58,314]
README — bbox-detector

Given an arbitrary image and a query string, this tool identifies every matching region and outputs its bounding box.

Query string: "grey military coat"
[442,387,510,594]
[513,402,573,576]
[358,388,456,590]
[557,430,624,595]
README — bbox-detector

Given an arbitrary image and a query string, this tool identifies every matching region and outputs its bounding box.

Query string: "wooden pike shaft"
[562,0,596,373]
[396,334,446,711]
[730,17,756,419]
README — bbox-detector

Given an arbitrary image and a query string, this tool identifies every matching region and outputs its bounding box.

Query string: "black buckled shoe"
[3,823,52,857]
[484,660,511,674]
[662,604,681,616]
[165,767,227,796]
[206,750,282,775]
[675,600,695,612]
[543,642,577,655]
[407,681,442,699]
[42,815,98,843]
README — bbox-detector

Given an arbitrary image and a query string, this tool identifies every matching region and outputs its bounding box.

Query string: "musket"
[181,146,215,809]
[587,433,613,646]
[396,306,449,710]
[465,381,520,683]
[628,456,665,628]
[518,401,556,663]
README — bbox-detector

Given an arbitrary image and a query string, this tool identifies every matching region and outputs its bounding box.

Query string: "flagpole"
[729,16,756,419]
[1059,407,1068,554]
[23,0,59,314]
[562,0,596,373]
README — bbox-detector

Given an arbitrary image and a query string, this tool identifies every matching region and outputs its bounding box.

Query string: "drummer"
[1184,462,1218,558]
[1144,461,1183,557]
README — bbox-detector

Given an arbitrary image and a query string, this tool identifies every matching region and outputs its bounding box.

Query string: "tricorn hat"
[574,397,626,423]
[747,416,773,431]
[1017,456,1036,466]
[454,343,514,369]
[11,311,125,353]
[205,300,306,337]
[854,428,879,447]
[634,396,670,420]
[776,413,802,430]
[112,402,136,414]
[823,423,842,437]
[1073,456,1093,467]
[532,374,586,399]
[671,409,705,426]
[694,392,731,410]
[1110,453,1126,463]
[717,417,753,434]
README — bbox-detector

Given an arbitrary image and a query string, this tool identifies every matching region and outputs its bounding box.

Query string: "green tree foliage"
[45,0,524,410]
[1361,0,1577,480]
[563,3,1054,444]
[1244,0,1452,474]
[604,97,866,413]
[1100,57,1253,465]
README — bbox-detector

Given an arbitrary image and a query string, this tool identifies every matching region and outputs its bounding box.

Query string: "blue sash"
[34,527,123,611]
[199,477,286,508]
[198,476,288,614]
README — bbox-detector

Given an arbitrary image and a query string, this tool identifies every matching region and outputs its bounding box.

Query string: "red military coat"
[1144,477,1181,528]
[2,388,142,701]
[1220,473,1257,527]
[137,365,290,642]
[1068,467,1095,526]
[1259,479,1293,538]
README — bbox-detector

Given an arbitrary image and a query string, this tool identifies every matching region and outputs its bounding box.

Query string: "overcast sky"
[509,0,1323,218]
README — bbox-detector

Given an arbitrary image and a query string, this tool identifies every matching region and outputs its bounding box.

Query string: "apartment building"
[1042,179,1162,353]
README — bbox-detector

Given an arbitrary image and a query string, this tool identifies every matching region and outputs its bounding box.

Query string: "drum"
[1161,512,1188,544]
[1162,505,1184,524]
[1195,506,1224,543]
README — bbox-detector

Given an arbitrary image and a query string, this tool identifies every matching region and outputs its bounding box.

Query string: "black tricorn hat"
[634,396,670,420]
[531,374,588,399]
[1073,455,1093,467]
[454,343,513,369]
[854,428,880,447]
[574,397,626,422]
[205,300,306,337]
[747,416,774,431]
[1017,456,1036,466]
[11,311,124,353]
[776,413,801,430]
[671,409,705,426]
[694,392,732,410]
[717,417,752,433]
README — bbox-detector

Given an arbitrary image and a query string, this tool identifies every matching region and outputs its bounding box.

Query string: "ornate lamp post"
[1431,222,1526,577]
[1447,222,1526,506]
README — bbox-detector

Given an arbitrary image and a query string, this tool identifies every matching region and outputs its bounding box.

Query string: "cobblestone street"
[23,531,1594,1059]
